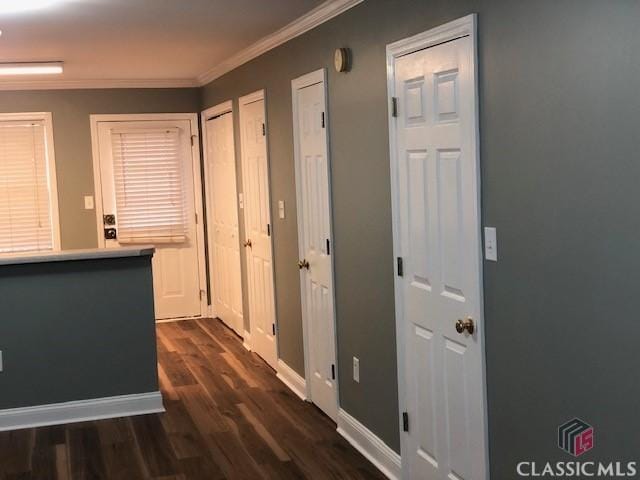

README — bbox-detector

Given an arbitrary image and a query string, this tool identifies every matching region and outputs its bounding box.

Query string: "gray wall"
[201,0,640,475]
[0,255,158,409]
[0,88,200,250]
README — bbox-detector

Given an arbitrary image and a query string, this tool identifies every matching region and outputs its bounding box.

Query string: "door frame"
[89,113,208,320]
[201,100,245,332]
[238,89,279,359]
[386,14,489,478]
[291,68,340,407]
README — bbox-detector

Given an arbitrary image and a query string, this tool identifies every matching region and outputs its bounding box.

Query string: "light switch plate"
[353,357,360,383]
[484,227,497,261]
[84,195,94,210]
[278,200,285,219]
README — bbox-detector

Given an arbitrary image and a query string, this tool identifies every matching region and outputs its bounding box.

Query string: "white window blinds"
[111,128,189,243]
[0,121,55,254]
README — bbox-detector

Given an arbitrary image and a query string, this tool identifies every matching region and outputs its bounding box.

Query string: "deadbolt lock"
[298,259,310,270]
[455,317,475,335]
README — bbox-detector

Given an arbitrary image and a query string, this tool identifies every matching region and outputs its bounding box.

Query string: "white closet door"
[205,111,243,335]
[393,36,488,480]
[293,71,338,421]
[239,92,278,369]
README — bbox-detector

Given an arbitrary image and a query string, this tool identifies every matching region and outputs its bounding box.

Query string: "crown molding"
[0,77,198,91]
[196,0,364,86]
[0,0,362,92]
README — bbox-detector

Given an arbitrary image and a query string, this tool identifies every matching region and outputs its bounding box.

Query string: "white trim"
[386,14,489,480]
[202,100,233,120]
[0,392,164,432]
[0,78,197,91]
[242,330,252,351]
[90,113,209,320]
[197,0,363,86]
[291,68,339,417]
[0,112,61,253]
[337,409,401,480]
[201,100,245,336]
[238,89,265,106]
[276,360,307,401]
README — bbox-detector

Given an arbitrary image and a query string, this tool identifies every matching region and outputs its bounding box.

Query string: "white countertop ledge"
[0,246,155,266]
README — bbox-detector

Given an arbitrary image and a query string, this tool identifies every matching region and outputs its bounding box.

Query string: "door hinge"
[391,97,399,118]
[191,135,197,146]
[321,112,326,128]
[326,238,331,255]
[272,323,276,336]
[199,289,206,300]
[262,123,266,136]
[195,213,198,224]
[267,223,271,236]
[331,364,336,380]
[402,412,409,432]
[397,257,404,277]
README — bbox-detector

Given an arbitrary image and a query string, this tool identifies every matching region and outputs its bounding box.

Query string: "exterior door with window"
[95,120,202,320]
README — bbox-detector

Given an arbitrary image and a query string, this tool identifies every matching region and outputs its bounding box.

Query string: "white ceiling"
[0,0,327,87]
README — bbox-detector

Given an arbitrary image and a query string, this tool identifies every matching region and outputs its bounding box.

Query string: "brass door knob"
[298,259,310,270]
[455,317,475,335]
[243,239,252,248]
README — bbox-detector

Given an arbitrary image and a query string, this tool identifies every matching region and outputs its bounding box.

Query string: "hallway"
[0,318,384,479]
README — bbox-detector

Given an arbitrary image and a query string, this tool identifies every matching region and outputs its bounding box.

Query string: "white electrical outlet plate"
[278,200,285,219]
[353,357,360,383]
[484,227,498,261]
[84,195,94,210]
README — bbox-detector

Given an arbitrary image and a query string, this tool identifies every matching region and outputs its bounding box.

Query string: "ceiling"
[0,0,326,87]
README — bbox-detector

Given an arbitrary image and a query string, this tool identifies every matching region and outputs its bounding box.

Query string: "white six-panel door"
[389,16,488,480]
[204,108,244,335]
[292,69,338,421]
[94,118,203,321]
[239,91,278,369]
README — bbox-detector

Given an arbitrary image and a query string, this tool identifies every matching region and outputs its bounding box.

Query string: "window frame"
[0,112,61,255]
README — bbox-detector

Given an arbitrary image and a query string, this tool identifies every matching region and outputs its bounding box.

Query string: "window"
[110,128,188,243]
[0,113,60,254]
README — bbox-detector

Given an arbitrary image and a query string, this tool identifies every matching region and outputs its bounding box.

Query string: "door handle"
[455,317,475,335]
[243,239,252,248]
[298,259,310,270]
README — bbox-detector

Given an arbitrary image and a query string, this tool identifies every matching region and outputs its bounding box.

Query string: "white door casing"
[90,114,207,321]
[292,69,338,422]
[387,15,489,480]
[202,102,244,335]
[239,91,278,369]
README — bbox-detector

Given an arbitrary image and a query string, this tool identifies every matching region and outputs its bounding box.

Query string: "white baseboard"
[242,330,252,351]
[337,408,402,480]
[276,359,307,401]
[0,391,164,432]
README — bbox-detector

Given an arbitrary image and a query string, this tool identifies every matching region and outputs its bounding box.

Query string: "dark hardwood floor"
[0,318,385,480]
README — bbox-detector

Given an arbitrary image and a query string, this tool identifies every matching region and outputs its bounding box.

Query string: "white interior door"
[95,119,203,321]
[292,70,338,421]
[392,34,488,479]
[239,91,278,369]
[205,110,244,335]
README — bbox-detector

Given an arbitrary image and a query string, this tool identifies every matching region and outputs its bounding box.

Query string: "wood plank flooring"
[0,318,386,480]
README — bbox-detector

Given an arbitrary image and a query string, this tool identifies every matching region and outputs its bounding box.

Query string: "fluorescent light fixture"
[0,62,63,76]
[0,0,66,14]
